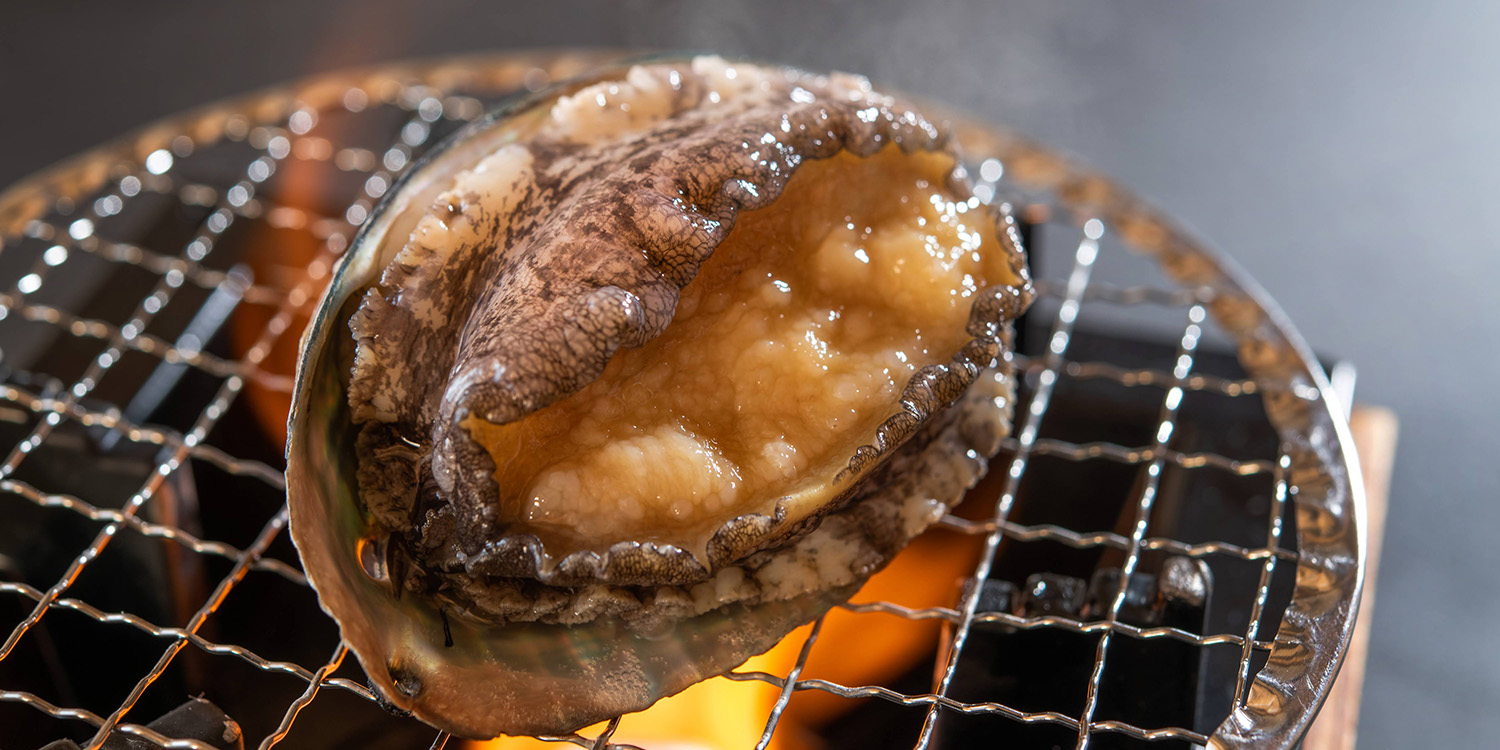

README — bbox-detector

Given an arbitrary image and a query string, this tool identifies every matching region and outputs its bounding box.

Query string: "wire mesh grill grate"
[0,52,1361,750]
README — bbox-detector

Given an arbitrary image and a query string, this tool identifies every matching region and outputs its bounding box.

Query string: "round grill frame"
[0,50,1363,750]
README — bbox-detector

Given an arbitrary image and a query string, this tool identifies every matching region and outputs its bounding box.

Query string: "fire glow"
[469,528,983,750]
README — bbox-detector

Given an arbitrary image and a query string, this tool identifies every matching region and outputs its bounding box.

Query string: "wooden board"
[1301,405,1398,750]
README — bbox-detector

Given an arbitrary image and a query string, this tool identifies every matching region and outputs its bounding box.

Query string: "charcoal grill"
[0,51,1363,750]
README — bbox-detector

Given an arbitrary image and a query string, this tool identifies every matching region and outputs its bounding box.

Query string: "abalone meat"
[286,55,1032,738]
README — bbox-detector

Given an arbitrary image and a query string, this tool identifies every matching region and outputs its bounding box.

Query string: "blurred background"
[0,1,1491,747]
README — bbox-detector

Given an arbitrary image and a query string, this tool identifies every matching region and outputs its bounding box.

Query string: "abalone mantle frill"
[345,57,1033,592]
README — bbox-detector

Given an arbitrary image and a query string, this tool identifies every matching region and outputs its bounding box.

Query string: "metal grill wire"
[0,58,1310,750]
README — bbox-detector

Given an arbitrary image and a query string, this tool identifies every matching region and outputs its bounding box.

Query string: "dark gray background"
[1,1,1491,746]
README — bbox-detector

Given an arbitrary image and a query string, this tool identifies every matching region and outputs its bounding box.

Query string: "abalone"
[286,56,1031,738]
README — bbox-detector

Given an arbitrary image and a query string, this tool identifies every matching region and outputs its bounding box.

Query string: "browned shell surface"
[346,58,1032,588]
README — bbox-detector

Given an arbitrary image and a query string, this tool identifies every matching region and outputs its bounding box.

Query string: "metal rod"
[1072,303,1205,749]
[1233,452,1292,706]
[260,641,350,749]
[915,219,1102,750]
[756,617,824,750]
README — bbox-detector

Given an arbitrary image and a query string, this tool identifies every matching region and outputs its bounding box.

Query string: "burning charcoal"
[1085,567,1161,624]
[41,698,243,750]
[1019,573,1087,617]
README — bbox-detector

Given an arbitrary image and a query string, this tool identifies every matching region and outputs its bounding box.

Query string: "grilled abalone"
[286,56,1031,738]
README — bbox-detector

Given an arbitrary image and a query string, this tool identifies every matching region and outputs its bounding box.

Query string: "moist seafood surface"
[460,146,1015,559]
[346,57,1028,594]
[288,55,1031,737]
